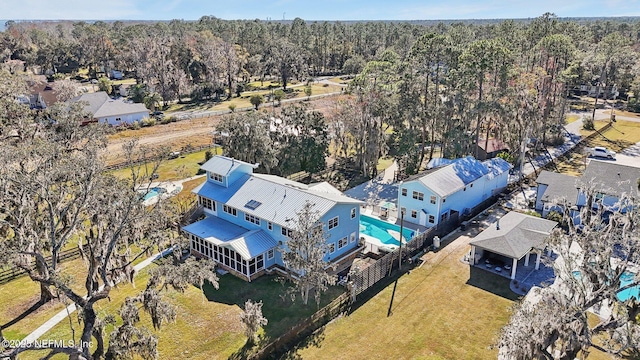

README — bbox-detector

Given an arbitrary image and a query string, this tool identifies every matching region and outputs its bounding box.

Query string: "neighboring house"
[470,211,558,280]
[476,138,509,160]
[181,156,364,281]
[535,171,579,217]
[577,160,640,212]
[536,160,640,219]
[71,91,148,126]
[397,157,512,228]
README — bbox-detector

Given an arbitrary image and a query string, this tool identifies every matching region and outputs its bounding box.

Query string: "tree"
[97,76,112,94]
[266,40,307,91]
[273,89,285,106]
[249,94,263,110]
[239,300,268,344]
[304,85,312,100]
[280,201,336,306]
[52,79,81,102]
[498,190,640,359]
[0,101,218,359]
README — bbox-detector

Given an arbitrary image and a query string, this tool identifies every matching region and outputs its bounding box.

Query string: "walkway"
[20,247,175,344]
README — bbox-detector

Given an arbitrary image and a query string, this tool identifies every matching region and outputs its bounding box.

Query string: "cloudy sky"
[2,0,639,21]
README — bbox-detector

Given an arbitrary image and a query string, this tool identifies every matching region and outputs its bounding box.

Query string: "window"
[268,222,273,231]
[281,227,293,237]
[400,207,406,216]
[200,196,215,211]
[328,216,339,230]
[412,191,424,201]
[350,232,356,243]
[470,183,473,188]
[328,243,335,254]
[115,117,121,122]
[430,195,436,204]
[245,213,260,225]
[338,237,348,249]
[463,187,466,191]
[351,208,357,219]
[411,210,417,218]
[401,188,407,196]
[223,205,237,216]
[267,249,274,260]
[441,213,448,222]
[428,215,435,223]
[210,172,223,182]
[442,198,446,203]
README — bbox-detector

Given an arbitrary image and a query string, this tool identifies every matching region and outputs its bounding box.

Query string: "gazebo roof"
[470,212,557,259]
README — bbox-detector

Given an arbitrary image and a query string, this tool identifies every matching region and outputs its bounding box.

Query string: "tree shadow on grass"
[277,325,326,360]
[466,266,520,301]
[1,300,44,329]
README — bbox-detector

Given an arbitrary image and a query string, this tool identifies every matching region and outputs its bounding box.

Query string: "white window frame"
[210,172,223,182]
[338,237,348,249]
[412,191,424,201]
[428,215,435,223]
[267,249,274,259]
[351,208,356,219]
[430,195,436,204]
[268,222,273,231]
[401,188,407,196]
[411,210,417,218]
[328,216,339,230]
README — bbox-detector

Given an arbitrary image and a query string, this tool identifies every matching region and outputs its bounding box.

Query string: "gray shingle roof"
[470,211,557,259]
[581,160,640,198]
[536,171,580,205]
[71,91,148,118]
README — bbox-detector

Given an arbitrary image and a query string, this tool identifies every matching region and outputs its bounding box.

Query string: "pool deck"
[139,174,204,206]
[360,208,431,253]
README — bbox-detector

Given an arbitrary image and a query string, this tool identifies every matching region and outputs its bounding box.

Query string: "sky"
[1,0,639,21]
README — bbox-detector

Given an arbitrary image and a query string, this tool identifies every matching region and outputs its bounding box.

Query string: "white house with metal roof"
[397,157,511,228]
[182,155,364,281]
[71,91,149,126]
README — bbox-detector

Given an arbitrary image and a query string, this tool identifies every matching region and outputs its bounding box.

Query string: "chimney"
[496,218,500,230]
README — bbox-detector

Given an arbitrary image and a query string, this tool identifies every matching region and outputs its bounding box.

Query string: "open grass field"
[11,267,344,360]
[289,226,518,359]
[109,148,219,182]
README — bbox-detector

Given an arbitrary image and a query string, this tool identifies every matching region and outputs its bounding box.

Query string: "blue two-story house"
[182,156,364,281]
[397,157,511,228]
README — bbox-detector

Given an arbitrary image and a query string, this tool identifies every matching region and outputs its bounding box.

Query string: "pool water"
[141,187,168,201]
[618,272,639,301]
[360,215,415,246]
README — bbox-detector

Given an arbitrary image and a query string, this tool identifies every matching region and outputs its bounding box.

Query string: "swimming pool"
[618,271,639,301]
[359,215,415,246]
[142,187,165,201]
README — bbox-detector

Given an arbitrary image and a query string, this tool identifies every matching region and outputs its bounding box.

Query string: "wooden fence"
[249,292,351,360]
[0,247,81,285]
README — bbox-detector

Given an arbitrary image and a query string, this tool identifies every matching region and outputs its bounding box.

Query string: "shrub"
[205,150,213,162]
[141,117,156,127]
[582,115,595,130]
[497,151,515,164]
[131,121,141,130]
[228,103,236,112]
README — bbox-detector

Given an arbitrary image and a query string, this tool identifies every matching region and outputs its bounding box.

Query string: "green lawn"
[110,148,220,182]
[14,268,344,360]
[288,230,518,359]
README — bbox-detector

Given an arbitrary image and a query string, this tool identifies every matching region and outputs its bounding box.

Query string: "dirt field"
[104,95,347,165]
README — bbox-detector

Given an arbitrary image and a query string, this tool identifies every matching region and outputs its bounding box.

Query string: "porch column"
[524,253,530,267]
[535,250,542,270]
[470,245,476,265]
[510,258,517,280]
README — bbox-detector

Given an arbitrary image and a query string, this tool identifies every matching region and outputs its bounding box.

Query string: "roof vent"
[496,218,500,230]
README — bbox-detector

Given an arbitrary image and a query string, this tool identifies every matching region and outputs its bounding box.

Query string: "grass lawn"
[110,148,220,182]
[583,120,640,153]
[15,267,344,360]
[566,114,580,124]
[0,257,91,342]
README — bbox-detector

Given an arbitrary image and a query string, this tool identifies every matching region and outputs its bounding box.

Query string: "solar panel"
[245,199,262,210]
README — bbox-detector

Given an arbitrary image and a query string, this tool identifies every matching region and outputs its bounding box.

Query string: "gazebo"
[469,212,557,280]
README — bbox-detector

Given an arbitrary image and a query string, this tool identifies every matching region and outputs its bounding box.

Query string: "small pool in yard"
[359,215,415,246]
[618,271,639,301]
[143,187,166,201]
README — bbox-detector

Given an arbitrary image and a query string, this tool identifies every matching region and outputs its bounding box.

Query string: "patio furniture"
[485,263,493,269]
[495,267,502,272]
[504,265,511,271]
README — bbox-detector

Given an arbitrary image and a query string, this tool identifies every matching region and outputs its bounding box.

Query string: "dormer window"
[210,172,223,183]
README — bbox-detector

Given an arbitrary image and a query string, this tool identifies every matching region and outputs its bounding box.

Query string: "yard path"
[20,247,175,345]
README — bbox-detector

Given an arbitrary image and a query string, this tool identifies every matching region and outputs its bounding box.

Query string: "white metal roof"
[415,157,490,197]
[200,156,258,175]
